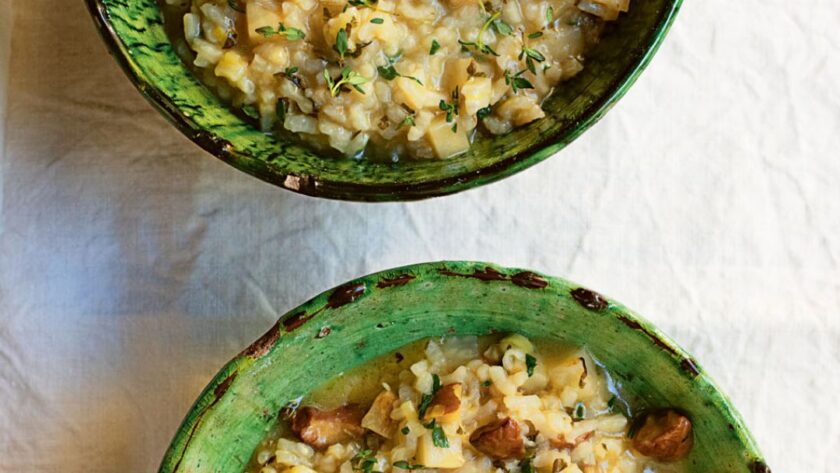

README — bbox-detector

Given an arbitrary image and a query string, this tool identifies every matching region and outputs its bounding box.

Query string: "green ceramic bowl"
[86,0,681,201]
[159,261,769,473]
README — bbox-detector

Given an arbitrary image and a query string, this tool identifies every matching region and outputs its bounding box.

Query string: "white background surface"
[1,0,839,471]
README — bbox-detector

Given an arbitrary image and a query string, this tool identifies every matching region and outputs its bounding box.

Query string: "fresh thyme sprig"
[255,22,305,41]
[324,66,370,96]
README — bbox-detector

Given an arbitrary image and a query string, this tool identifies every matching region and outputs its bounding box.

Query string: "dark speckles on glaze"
[281,282,365,334]
[439,267,547,289]
[680,358,700,378]
[376,274,416,288]
[327,282,366,308]
[617,314,679,356]
[750,461,771,473]
[242,321,281,358]
[571,287,609,310]
[283,310,315,332]
[170,370,238,471]
[439,267,505,281]
[214,372,237,400]
[511,271,548,289]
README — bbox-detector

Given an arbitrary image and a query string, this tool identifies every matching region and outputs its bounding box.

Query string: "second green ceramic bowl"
[86,1,681,201]
[159,261,769,473]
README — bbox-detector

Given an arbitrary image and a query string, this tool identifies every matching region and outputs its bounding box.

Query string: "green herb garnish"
[519,458,535,473]
[371,17,384,24]
[520,46,545,74]
[475,12,501,56]
[399,114,416,129]
[256,23,306,41]
[333,27,349,60]
[521,47,545,62]
[348,0,378,8]
[504,69,534,93]
[417,374,441,418]
[607,396,617,412]
[493,18,514,36]
[528,31,543,39]
[438,87,460,125]
[377,54,423,85]
[351,450,381,473]
[393,461,425,470]
[423,419,449,448]
[430,39,440,55]
[324,66,369,96]
[401,425,411,435]
[525,353,537,377]
[546,6,554,24]
[482,379,492,387]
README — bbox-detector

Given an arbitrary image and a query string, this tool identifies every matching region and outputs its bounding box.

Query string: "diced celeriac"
[416,433,465,468]
[247,0,283,42]
[395,77,443,111]
[426,117,470,158]
[460,77,492,117]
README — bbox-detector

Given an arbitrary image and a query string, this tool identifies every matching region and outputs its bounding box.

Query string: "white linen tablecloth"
[1,1,839,471]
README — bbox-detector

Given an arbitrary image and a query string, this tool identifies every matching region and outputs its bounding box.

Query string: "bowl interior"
[159,262,768,473]
[88,0,680,200]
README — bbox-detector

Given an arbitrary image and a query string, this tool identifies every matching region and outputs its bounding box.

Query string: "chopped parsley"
[370,17,385,24]
[423,419,450,448]
[285,66,299,76]
[255,23,306,41]
[528,31,544,39]
[417,374,441,418]
[324,66,369,96]
[573,402,586,421]
[504,69,534,93]
[546,6,554,24]
[525,353,537,377]
[393,461,425,470]
[482,379,492,387]
[430,39,441,55]
[401,425,411,435]
[519,458,535,473]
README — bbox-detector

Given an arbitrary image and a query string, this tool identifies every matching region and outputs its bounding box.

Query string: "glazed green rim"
[85,1,682,201]
[158,261,770,473]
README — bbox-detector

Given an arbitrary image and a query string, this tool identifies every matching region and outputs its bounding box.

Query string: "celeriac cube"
[247,0,282,43]
[395,77,442,111]
[416,433,465,468]
[460,77,492,116]
[426,117,470,159]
